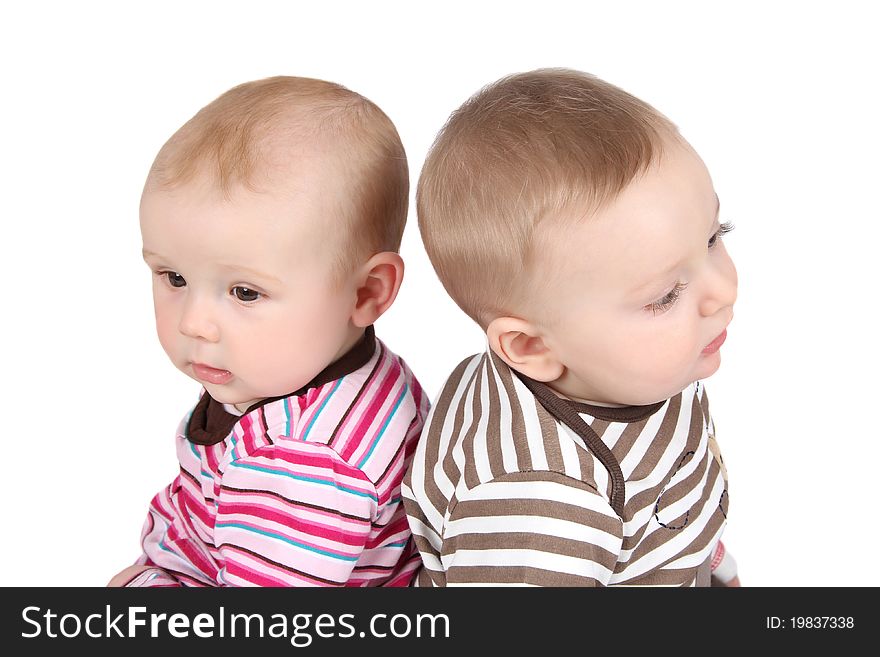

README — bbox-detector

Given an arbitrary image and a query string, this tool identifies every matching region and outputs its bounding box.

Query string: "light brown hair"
[147,76,408,282]
[417,68,680,328]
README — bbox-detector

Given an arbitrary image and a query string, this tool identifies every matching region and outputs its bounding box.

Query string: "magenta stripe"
[216,519,362,559]
[223,560,293,587]
[292,381,338,441]
[229,459,376,498]
[329,346,385,445]
[238,413,259,455]
[222,548,335,586]
[339,363,401,461]
[164,531,216,577]
[180,487,215,527]
[220,487,369,523]
[352,386,406,469]
[364,516,411,549]
[373,429,408,497]
[220,502,369,545]
[256,442,356,470]
[335,357,397,455]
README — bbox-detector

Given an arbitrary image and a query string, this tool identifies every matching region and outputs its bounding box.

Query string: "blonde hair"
[417,68,680,328]
[147,76,408,282]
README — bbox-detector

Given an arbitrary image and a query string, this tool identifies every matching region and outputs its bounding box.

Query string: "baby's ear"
[487,317,564,382]
[350,252,404,327]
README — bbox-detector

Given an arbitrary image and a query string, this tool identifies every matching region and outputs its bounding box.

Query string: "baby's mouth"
[191,362,233,385]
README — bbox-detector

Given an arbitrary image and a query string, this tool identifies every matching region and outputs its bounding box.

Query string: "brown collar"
[513,371,665,518]
[186,326,377,446]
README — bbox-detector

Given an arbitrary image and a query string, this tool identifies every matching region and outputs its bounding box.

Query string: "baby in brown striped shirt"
[403,69,740,587]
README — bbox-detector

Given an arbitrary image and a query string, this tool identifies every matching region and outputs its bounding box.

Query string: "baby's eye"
[162,271,186,288]
[708,221,735,249]
[231,286,261,302]
[648,282,688,315]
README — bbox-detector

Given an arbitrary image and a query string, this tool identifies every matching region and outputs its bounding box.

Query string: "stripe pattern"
[133,338,429,587]
[402,349,729,587]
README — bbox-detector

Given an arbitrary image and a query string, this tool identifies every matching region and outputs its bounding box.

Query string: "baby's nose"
[178,296,220,342]
[699,261,738,317]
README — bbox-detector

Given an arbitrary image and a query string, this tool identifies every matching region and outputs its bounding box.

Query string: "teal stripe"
[357,385,408,469]
[215,522,359,561]
[284,397,291,437]
[190,442,221,478]
[302,378,344,441]
[230,426,242,460]
[230,462,377,501]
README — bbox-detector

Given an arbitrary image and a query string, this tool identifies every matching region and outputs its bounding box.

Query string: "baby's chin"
[208,389,264,413]
[612,375,704,407]
[183,375,262,410]
[632,355,724,404]
[694,349,723,381]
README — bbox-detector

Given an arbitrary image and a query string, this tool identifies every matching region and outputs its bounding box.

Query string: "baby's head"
[418,69,738,406]
[140,76,408,412]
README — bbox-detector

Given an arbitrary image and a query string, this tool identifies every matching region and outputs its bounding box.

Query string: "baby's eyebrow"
[141,250,281,285]
[218,263,282,285]
[628,195,721,297]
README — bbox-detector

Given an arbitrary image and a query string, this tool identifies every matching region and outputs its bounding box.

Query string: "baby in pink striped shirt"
[108,77,428,587]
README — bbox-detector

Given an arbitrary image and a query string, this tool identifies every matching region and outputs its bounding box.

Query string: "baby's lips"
[191,362,234,384]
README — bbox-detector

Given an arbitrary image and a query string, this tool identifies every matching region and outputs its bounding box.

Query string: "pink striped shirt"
[129,328,429,586]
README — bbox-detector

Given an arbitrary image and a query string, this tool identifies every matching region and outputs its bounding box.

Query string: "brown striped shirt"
[402,349,729,586]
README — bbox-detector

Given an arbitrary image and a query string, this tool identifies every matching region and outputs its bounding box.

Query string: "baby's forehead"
[143,169,345,246]
[534,202,711,300]
[533,215,650,291]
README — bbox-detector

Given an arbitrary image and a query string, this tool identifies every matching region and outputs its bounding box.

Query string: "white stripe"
[446,514,623,553]
[447,582,539,587]
[343,354,398,464]
[622,474,727,579]
[446,549,614,582]
[473,364,494,482]
[619,396,675,476]
[652,443,712,525]
[619,442,715,559]
[624,393,695,498]
[488,354,520,474]
[450,372,479,491]
[558,426,583,480]
[464,478,619,518]
[597,420,628,450]
[514,379,549,471]
[592,451,610,504]
[401,504,443,555]
[416,356,482,532]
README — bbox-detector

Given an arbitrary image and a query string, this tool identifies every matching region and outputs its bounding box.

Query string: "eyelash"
[708,221,735,248]
[155,271,263,303]
[647,221,734,315]
[649,282,689,315]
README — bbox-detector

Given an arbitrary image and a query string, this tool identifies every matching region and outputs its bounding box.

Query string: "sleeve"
[130,478,219,587]
[709,539,739,585]
[212,440,378,586]
[441,471,623,586]
[123,567,183,588]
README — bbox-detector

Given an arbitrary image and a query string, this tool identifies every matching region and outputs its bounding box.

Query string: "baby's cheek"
[628,332,690,384]
[153,309,178,360]
[246,324,317,392]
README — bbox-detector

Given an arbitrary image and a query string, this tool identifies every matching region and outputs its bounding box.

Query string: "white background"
[1,0,877,586]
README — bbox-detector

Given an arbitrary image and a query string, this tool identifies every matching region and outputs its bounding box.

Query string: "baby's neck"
[558,393,628,408]
[543,383,629,408]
